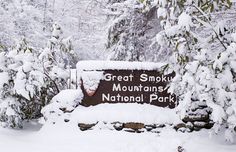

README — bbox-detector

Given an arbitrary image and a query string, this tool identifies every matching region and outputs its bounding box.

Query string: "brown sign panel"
[80,70,178,108]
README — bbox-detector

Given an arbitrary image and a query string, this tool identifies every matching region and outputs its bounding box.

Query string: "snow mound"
[51,89,83,107]
[70,103,181,125]
[41,89,83,123]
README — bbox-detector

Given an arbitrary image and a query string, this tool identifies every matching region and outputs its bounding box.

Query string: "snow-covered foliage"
[0,23,78,129]
[106,0,162,61]
[0,0,109,59]
[0,38,43,128]
[139,0,236,141]
[39,22,78,95]
[169,33,236,142]
[0,98,24,129]
[143,0,232,63]
[106,0,145,61]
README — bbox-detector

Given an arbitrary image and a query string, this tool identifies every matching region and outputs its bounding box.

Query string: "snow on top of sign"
[70,103,181,125]
[76,60,166,71]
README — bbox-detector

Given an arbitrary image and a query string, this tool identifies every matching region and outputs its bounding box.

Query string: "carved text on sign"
[81,70,177,108]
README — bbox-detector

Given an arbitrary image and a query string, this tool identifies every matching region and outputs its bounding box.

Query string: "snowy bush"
[0,23,78,129]
[0,38,43,128]
[106,0,162,61]
[169,38,236,142]
[39,23,78,125]
[39,22,78,94]
[0,98,24,129]
[41,89,83,124]
[139,0,236,142]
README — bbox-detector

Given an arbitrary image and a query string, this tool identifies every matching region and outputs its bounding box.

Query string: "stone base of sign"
[77,121,167,133]
[174,119,214,132]
[124,122,145,130]
[112,122,124,131]
[76,120,213,133]
[78,123,97,131]
[174,100,214,132]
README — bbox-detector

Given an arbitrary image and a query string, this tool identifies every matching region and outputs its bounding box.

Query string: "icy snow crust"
[70,103,181,124]
[77,60,166,71]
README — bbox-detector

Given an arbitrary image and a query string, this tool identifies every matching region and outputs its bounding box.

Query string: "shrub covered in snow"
[168,35,236,142]
[139,0,236,142]
[106,0,162,61]
[0,38,43,128]
[39,22,78,95]
[0,98,24,128]
[0,23,78,129]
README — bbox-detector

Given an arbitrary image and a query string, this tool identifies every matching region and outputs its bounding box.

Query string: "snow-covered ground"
[0,121,236,152]
[70,103,180,124]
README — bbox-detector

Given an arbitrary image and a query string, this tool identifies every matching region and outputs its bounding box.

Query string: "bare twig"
[42,60,60,94]
[192,4,227,50]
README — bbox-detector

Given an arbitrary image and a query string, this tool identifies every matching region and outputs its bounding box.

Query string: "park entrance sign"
[77,61,178,109]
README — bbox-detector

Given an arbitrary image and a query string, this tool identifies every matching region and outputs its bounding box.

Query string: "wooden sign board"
[80,70,178,109]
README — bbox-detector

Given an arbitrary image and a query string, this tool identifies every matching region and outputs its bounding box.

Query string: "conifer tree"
[0,23,78,128]
[106,0,159,61]
[0,38,42,128]
[141,0,236,141]
[39,23,78,95]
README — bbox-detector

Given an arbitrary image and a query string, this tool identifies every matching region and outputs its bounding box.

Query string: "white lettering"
[113,83,121,91]
[104,73,134,82]
[104,73,112,81]
[140,74,148,82]
[150,94,158,102]
[102,93,110,101]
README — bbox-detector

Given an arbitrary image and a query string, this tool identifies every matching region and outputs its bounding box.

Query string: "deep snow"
[70,103,181,124]
[0,121,236,152]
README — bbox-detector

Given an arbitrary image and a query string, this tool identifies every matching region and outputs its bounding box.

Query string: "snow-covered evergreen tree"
[140,0,236,141]
[106,0,161,61]
[0,48,24,128]
[0,22,78,129]
[0,38,44,128]
[39,23,78,95]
